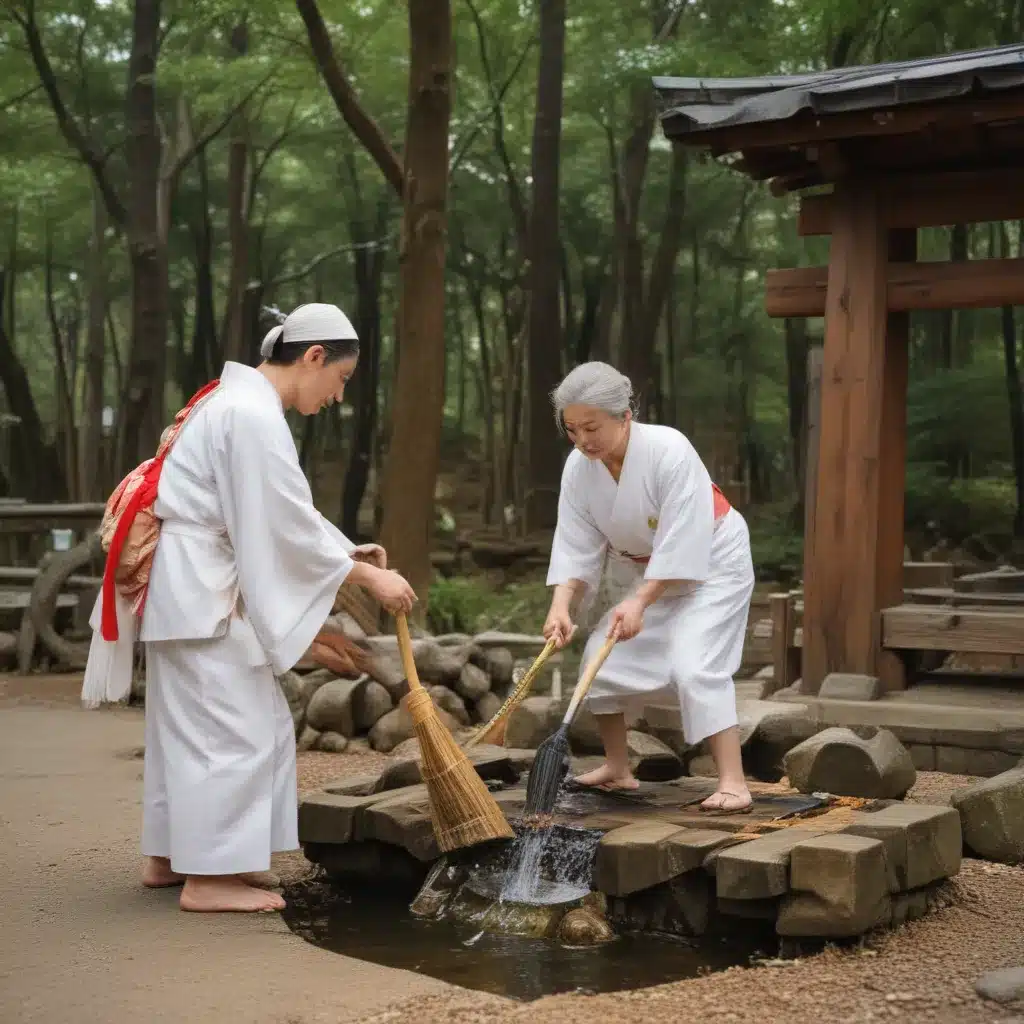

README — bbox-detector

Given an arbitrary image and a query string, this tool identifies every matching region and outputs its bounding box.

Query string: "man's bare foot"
[700,787,753,814]
[142,856,185,888]
[573,762,640,791]
[179,876,286,913]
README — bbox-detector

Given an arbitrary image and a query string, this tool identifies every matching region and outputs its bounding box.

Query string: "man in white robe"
[86,303,416,912]
[543,362,755,813]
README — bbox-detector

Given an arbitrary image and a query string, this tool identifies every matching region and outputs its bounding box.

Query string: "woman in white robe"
[543,362,755,813]
[89,303,416,913]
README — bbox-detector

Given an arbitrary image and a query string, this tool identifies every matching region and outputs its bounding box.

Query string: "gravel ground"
[282,754,1024,1024]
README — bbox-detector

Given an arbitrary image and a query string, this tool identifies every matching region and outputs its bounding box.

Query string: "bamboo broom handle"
[395,613,425,692]
[563,634,617,723]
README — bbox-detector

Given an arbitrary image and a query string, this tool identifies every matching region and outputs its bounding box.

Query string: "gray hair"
[550,361,635,431]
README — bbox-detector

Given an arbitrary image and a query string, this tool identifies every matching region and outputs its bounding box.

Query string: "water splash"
[492,822,603,905]
[500,828,551,903]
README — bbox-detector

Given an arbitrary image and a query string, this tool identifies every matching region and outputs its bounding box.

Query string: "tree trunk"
[189,151,218,395]
[0,269,63,500]
[378,0,453,613]
[45,230,77,496]
[631,143,688,419]
[79,180,108,500]
[117,0,167,473]
[221,21,251,365]
[340,197,389,539]
[524,0,567,532]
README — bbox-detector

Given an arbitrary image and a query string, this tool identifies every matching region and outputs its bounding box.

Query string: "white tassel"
[81,589,138,709]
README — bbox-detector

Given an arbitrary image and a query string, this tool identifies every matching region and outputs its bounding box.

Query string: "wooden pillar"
[876,228,915,691]
[803,345,822,552]
[800,180,907,693]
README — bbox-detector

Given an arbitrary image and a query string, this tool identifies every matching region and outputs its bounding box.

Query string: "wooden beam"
[800,180,890,694]
[665,91,1024,157]
[798,169,1024,235]
[882,604,1024,656]
[764,257,1024,318]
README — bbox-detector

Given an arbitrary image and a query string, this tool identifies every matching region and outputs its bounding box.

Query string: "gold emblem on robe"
[647,516,658,530]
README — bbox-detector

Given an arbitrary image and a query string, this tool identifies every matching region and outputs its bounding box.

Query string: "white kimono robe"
[94,361,356,876]
[547,422,755,746]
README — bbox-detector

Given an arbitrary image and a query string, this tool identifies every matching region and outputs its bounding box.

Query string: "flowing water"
[499,828,552,903]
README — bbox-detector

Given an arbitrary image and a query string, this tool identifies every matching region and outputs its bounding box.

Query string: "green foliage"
[0,0,1021,561]
[426,573,553,635]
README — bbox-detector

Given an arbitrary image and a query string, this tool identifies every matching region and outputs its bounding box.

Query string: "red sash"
[99,380,220,641]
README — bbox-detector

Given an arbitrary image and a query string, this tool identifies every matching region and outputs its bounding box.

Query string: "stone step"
[769,693,1024,755]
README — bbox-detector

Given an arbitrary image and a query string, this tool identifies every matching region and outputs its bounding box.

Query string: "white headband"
[260,303,358,359]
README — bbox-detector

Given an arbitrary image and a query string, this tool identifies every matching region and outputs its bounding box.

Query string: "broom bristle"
[463,638,557,750]
[523,729,571,816]
[405,688,514,852]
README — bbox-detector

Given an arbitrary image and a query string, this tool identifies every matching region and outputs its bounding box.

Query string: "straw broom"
[463,637,558,750]
[395,613,515,852]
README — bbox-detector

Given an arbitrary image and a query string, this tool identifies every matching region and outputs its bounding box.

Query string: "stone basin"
[299,750,964,942]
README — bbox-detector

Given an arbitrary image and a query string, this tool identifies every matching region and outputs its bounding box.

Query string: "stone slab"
[771,695,1024,758]
[715,827,829,900]
[777,833,891,937]
[359,794,440,862]
[371,746,520,793]
[593,821,733,896]
[323,772,384,797]
[842,803,962,890]
[298,792,389,844]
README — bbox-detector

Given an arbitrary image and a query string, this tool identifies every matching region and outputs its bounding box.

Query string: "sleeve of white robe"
[319,513,356,555]
[212,402,355,675]
[644,436,716,584]
[547,454,607,592]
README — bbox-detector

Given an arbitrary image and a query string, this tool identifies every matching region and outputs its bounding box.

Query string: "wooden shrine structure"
[654,44,1024,694]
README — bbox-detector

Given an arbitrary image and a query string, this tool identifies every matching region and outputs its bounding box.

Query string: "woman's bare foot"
[573,762,639,791]
[700,787,753,814]
[142,856,185,888]
[179,876,286,913]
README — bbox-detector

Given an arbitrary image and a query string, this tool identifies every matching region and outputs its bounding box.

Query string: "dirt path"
[0,676,449,1024]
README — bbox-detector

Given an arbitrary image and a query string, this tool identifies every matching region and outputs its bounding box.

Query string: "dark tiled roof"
[654,43,1024,139]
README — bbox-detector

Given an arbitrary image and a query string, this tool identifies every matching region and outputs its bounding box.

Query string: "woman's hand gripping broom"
[522,631,618,822]
[462,637,559,750]
[395,613,515,852]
